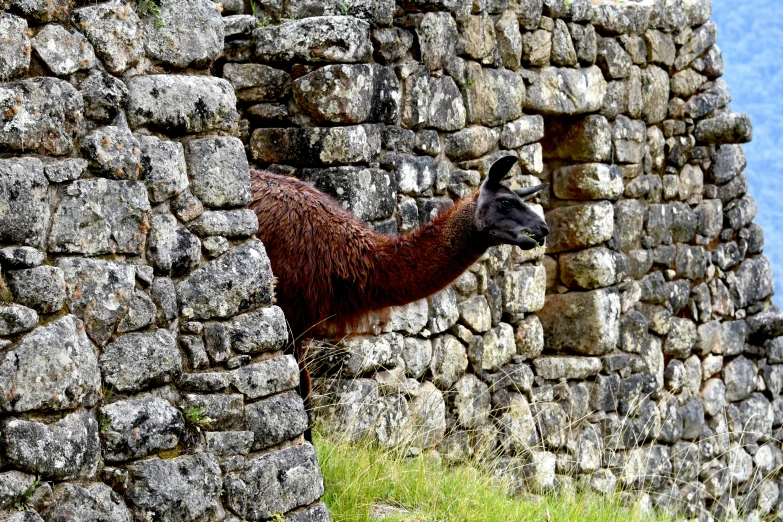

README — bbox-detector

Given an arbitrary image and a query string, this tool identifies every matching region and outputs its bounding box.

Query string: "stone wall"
[213,0,779,519]
[0,1,328,521]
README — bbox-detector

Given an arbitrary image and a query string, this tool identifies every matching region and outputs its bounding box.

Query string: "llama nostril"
[540,224,550,236]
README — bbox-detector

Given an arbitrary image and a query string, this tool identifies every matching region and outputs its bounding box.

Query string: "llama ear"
[482,155,518,192]
[514,183,548,200]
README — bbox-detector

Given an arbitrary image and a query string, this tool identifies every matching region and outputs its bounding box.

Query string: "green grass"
[314,430,674,522]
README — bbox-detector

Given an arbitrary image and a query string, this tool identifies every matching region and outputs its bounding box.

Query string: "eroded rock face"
[254,16,372,63]
[0,158,49,248]
[142,0,224,67]
[72,1,143,74]
[525,66,607,114]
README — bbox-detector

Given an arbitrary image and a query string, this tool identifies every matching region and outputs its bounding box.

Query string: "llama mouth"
[523,231,544,247]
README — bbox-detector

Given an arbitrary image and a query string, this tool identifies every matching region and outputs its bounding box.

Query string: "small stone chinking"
[0,0,330,519]
[0,0,778,521]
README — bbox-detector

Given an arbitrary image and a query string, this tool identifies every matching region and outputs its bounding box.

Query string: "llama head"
[475,155,550,250]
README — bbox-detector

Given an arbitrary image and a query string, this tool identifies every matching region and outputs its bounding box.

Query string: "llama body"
[248,157,549,439]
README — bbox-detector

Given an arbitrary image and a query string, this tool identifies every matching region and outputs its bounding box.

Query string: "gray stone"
[568,22,596,64]
[538,288,620,355]
[544,201,614,253]
[49,179,150,255]
[612,115,647,163]
[101,397,184,462]
[427,287,459,334]
[665,317,697,358]
[732,392,773,444]
[0,78,82,155]
[372,27,414,65]
[495,10,522,69]
[443,126,499,161]
[187,209,258,238]
[42,483,132,522]
[100,329,182,393]
[224,63,290,102]
[294,64,399,125]
[3,410,99,480]
[127,75,238,133]
[534,356,602,380]
[675,244,708,280]
[282,0,394,23]
[430,334,467,389]
[125,453,222,521]
[0,315,99,412]
[559,247,617,289]
[117,290,157,331]
[145,214,201,277]
[643,29,675,66]
[722,356,756,402]
[641,65,669,124]
[57,258,136,345]
[186,136,250,209]
[177,239,273,320]
[675,20,717,70]
[551,18,577,66]
[622,445,671,489]
[0,158,49,248]
[254,16,371,63]
[597,37,632,79]
[137,135,188,203]
[725,193,757,230]
[694,112,753,144]
[524,66,607,115]
[553,163,622,200]
[250,125,381,165]
[591,1,652,34]
[0,470,36,510]
[304,166,396,220]
[226,306,287,355]
[0,13,30,78]
[458,295,492,333]
[339,333,401,377]
[6,266,65,313]
[711,144,746,184]
[79,70,129,123]
[501,265,546,313]
[72,1,144,74]
[43,158,88,183]
[245,392,308,450]
[521,29,551,67]
[468,68,525,127]
[182,393,244,431]
[498,392,537,453]
[500,115,544,149]
[204,431,254,456]
[543,114,611,161]
[728,255,774,309]
[224,444,324,520]
[453,374,490,429]
[142,0,223,67]
[478,323,516,371]
[230,354,299,399]
[671,69,707,98]
[402,338,432,379]
[686,79,731,119]
[514,315,544,360]
[0,305,37,336]
[31,24,95,76]
[427,76,466,131]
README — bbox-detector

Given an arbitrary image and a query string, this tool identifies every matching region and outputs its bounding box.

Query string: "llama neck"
[365,197,490,310]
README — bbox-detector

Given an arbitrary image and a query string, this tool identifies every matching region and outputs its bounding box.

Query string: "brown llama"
[249,155,550,440]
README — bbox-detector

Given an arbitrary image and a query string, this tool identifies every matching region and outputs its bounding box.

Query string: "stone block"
[49,179,150,256]
[230,355,299,399]
[597,37,632,79]
[453,374,490,429]
[142,0,224,67]
[101,397,184,462]
[427,76,466,131]
[71,1,143,73]
[254,16,371,63]
[559,247,617,289]
[186,136,251,209]
[501,265,546,313]
[430,334,467,389]
[544,201,614,253]
[294,64,399,125]
[694,112,752,144]
[6,266,65,314]
[146,214,201,277]
[3,410,99,480]
[674,20,717,70]
[538,288,620,355]
[0,158,49,248]
[99,329,182,393]
[534,356,602,380]
[245,391,309,450]
[250,125,381,166]
[500,115,544,149]
[224,444,324,520]
[0,13,30,78]
[553,163,622,200]
[0,315,99,412]
[177,239,274,320]
[187,209,258,238]
[641,65,669,124]
[127,75,238,134]
[31,24,94,76]
[728,255,774,309]
[524,66,607,115]
[136,135,188,203]
[43,483,132,521]
[542,115,611,162]
[125,453,222,521]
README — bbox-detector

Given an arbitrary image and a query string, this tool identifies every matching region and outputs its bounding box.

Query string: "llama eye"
[499,199,513,209]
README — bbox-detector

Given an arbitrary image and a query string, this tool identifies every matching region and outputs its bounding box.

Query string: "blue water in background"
[711,0,783,307]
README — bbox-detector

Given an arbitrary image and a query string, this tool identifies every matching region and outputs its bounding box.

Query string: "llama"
[249,155,550,438]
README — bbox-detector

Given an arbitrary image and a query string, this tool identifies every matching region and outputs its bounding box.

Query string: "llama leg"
[295,341,314,443]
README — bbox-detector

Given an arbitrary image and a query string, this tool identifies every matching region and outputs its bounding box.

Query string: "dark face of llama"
[475,155,550,250]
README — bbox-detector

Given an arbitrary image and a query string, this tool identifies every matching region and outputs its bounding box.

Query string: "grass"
[314,430,674,522]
